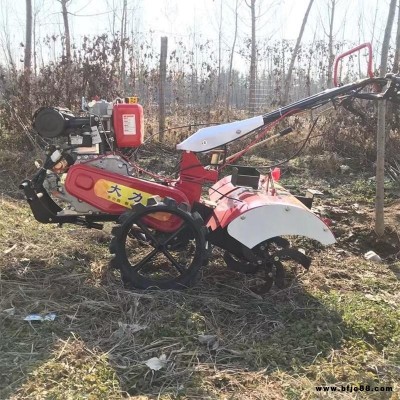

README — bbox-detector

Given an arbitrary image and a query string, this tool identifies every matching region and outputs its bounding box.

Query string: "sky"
[0,0,392,71]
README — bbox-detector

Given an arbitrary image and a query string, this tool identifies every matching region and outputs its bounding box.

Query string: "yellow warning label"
[94,179,153,208]
[126,96,138,104]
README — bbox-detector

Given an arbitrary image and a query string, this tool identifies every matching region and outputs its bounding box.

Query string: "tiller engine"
[21,44,400,291]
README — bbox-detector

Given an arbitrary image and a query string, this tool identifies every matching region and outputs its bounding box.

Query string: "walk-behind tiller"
[21,44,400,291]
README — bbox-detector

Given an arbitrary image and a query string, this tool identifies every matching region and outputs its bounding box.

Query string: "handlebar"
[261,77,378,125]
[259,73,400,127]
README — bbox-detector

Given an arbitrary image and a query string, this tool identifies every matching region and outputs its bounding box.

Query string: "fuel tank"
[113,103,144,148]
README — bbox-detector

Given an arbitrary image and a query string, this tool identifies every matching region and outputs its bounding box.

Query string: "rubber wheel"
[110,203,207,289]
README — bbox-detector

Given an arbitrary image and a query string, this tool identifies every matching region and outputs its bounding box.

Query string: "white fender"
[176,115,265,152]
[227,203,335,248]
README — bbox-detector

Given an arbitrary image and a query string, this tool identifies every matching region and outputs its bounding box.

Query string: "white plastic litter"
[364,251,382,263]
[24,312,57,322]
[145,354,167,371]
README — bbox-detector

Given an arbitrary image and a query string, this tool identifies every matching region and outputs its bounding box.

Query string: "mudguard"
[207,176,335,248]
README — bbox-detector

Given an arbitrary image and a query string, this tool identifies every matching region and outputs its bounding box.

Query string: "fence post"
[159,36,168,141]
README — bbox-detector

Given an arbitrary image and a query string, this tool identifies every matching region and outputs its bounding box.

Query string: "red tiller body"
[174,152,219,204]
[65,164,189,215]
[64,152,218,231]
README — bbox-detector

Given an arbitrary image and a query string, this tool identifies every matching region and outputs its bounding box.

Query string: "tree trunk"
[60,0,71,63]
[282,0,314,104]
[389,2,400,127]
[326,0,336,88]
[33,2,38,76]
[216,0,223,105]
[392,3,400,74]
[60,0,71,107]
[226,0,239,117]
[375,0,397,236]
[120,0,127,93]
[159,37,168,141]
[24,0,32,96]
[248,0,257,115]
[371,2,379,49]
[111,0,116,37]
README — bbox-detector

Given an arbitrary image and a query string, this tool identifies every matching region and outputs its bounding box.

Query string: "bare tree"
[216,0,223,104]
[226,0,239,116]
[326,0,336,88]
[386,3,400,126]
[375,0,397,236]
[370,1,379,49]
[58,0,72,107]
[282,0,314,104]
[107,0,117,37]
[0,5,16,70]
[33,0,42,76]
[120,0,128,93]
[392,3,400,74]
[247,0,257,115]
[60,0,71,63]
[24,0,33,90]
[159,37,168,141]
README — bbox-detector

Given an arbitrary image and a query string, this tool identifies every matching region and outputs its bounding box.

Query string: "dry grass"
[0,152,399,399]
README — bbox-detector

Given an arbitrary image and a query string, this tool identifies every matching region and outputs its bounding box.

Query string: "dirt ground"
[0,152,399,399]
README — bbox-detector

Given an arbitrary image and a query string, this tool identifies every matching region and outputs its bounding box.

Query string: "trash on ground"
[23,312,57,322]
[364,251,382,263]
[144,354,167,371]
